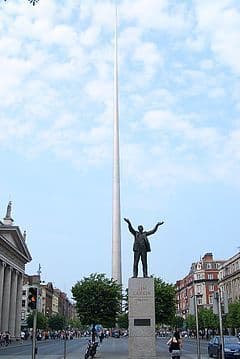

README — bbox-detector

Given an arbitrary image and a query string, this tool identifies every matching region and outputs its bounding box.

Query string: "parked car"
[208,336,240,359]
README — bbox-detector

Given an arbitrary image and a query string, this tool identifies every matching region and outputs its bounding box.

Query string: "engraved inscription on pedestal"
[134,319,151,326]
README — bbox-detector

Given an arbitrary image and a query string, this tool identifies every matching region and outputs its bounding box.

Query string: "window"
[197,285,202,294]
[207,263,212,269]
[208,274,213,280]
[209,284,214,291]
[21,311,25,320]
[197,297,202,305]
[209,295,213,304]
[22,290,26,296]
[22,300,26,307]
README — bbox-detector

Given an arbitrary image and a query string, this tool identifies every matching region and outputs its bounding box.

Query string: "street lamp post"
[32,309,37,359]
[193,294,201,359]
[63,303,67,359]
[213,291,225,359]
[64,326,67,359]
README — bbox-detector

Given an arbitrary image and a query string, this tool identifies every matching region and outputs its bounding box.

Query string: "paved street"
[0,336,209,359]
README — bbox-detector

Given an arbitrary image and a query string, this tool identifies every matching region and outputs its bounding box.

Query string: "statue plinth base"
[128,277,156,359]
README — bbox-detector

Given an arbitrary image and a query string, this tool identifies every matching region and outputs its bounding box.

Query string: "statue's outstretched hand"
[158,221,164,226]
[124,218,130,223]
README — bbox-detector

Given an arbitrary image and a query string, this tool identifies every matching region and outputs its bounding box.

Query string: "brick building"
[176,253,225,319]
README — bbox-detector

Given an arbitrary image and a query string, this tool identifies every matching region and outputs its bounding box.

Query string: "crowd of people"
[20,329,82,341]
[0,332,11,346]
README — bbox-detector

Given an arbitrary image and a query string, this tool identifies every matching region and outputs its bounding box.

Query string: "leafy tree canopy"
[154,277,176,326]
[117,312,128,329]
[226,300,240,330]
[185,314,196,330]
[172,315,184,329]
[48,313,66,331]
[68,318,82,330]
[72,273,122,328]
[198,308,218,329]
[27,312,47,330]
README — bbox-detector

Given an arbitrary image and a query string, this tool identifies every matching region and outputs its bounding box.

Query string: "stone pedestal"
[128,277,156,359]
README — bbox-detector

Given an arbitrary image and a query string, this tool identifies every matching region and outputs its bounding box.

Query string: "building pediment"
[0,225,32,264]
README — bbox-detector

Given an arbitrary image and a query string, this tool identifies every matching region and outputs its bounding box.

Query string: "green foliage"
[27,312,47,329]
[48,314,65,331]
[198,308,218,329]
[226,301,240,330]
[68,318,82,330]
[154,277,176,325]
[186,308,218,331]
[72,273,122,328]
[185,314,196,330]
[117,312,128,329]
[172,315,184,329]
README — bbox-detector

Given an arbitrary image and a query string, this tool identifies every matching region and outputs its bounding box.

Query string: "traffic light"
[28,287,37,310]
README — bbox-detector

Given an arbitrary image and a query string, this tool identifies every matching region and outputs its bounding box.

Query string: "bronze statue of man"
[124,218,164,278]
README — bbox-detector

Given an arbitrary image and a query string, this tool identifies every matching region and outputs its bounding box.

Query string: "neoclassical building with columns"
[0,202,32,339]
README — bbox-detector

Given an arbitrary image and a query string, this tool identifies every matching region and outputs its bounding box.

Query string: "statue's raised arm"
[146,221,164,236]
[124,218,136,236]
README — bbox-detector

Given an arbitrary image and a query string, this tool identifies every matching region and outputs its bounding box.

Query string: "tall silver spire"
[112,6,122,285]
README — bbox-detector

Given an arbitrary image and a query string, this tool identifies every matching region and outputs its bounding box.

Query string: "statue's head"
[138,225,143,232]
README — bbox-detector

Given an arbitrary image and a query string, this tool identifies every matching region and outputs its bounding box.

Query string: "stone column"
[9,269,18,337]
[0,261,6,330]
[15,272,23,339]
[1,265,12,332]
[128,277,156,359]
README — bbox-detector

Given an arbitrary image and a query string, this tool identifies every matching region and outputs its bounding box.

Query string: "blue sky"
[1,0,240,299]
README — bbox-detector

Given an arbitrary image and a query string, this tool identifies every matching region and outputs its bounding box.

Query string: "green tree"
[72,273,122,337]
[172,315,184,329]
[68,318,82,330]
[48,313,66,331]
[117,312,128,329]
[185,314,196,331]
[27,312,47,330]
[198,307,218,337]
[154,277,176,326]
[226,301,240,333]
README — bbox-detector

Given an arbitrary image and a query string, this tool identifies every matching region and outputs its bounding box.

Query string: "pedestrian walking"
[99,331,104,343]
[167,330,182,359]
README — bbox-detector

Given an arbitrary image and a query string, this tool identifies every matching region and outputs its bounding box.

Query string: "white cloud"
[134,42,164,73]
[0,117,34,144]
[143,109,222,152]
[195,0,240,74]
[80,26,101,47]
[45,25,78,47]
[79,126,111,146]
[0,0,240,190]
[85,78,113,107]
[121,0,189,33]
